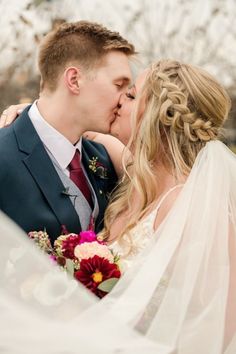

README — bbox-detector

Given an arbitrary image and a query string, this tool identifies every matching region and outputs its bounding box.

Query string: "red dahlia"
[74,255,121,298]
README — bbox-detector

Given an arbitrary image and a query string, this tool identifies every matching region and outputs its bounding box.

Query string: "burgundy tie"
[68,150,93,208]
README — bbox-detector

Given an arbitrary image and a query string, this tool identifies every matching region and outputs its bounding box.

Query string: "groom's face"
[78,51,132,134]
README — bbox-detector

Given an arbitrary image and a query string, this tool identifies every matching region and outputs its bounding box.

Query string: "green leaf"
[65,259,75,276]
[97,278,119,292]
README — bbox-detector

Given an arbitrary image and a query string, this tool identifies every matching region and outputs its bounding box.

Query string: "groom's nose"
[117,92,126,107]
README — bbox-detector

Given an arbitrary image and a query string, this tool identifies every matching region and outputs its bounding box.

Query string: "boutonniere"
[88,157,108,179]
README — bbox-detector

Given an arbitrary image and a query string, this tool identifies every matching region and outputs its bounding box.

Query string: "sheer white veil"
[0,141,235,354]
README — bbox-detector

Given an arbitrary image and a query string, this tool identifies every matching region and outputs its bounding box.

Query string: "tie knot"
[69,150,81,171]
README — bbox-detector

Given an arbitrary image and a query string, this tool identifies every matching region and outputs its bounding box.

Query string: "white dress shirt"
[28,101,81,177]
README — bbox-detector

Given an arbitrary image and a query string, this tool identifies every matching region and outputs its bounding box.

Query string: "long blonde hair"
[101,59,231,244]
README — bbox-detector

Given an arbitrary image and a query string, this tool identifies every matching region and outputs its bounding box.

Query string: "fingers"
[0,104,26,128]
[0,110,8,128]
[83,131,99,140]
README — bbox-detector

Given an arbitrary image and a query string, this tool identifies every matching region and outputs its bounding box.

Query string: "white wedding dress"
[111,184,183,272]
[0,141,236,354]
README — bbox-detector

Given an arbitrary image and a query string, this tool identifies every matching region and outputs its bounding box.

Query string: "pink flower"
[49,255,57,263]
[74,241,114,262]
[79,230,97,244]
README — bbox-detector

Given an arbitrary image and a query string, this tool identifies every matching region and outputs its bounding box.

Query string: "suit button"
[99,189,103,195]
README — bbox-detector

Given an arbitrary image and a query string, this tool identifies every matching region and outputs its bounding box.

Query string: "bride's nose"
[118,92,125,108]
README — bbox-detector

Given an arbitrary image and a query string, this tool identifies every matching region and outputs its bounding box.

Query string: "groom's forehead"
[100,52,132,77]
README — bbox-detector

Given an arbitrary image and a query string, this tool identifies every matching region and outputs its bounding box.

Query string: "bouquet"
[28,229,121,298]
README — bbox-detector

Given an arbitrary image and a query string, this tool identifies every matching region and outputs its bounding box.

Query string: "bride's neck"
[152,162,186,195]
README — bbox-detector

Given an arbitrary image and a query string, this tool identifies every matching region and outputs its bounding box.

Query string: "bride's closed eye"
[125,92,135,100]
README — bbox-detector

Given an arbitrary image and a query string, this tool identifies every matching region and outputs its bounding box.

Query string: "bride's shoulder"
[153,185,184,231]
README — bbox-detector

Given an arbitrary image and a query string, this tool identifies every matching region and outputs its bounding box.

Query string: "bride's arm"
[84,132,128,178]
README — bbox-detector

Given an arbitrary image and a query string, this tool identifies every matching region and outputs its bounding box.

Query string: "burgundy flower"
[62,234,81,259]
[61,224,69,235]
[56,256,66,267]
[74,255,121,298]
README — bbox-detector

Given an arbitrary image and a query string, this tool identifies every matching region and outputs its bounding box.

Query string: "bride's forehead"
[127,69,149,92]
[134,69,149,90]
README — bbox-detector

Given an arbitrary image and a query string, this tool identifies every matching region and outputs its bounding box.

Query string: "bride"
[1,59,236,354]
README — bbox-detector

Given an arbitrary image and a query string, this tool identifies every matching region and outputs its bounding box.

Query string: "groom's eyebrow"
[121,77,131,85]
[114,76,131,86]
[115,76,130,82]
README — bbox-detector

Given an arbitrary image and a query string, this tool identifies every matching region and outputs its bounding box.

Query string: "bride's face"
[110,70,148,145]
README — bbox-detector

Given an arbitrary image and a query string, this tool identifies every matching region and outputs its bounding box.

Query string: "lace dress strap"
[150,184,184,219]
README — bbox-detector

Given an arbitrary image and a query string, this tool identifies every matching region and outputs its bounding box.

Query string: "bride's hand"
[0,103,30,128]
[83,131,99,140]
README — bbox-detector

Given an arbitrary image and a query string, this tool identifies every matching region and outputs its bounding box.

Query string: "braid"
[182,114,218,141]
[147,61,224,144]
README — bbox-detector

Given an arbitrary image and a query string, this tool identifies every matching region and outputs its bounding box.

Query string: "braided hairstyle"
[101,59,231,245]
[131,60,231,176]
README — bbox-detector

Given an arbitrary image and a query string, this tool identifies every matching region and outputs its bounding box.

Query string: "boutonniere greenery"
[88,157,108,179]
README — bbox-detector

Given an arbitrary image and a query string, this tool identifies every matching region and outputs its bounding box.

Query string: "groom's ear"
[64,67,80,94]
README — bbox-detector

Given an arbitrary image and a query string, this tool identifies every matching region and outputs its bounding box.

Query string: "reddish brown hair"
[38,21,135,91]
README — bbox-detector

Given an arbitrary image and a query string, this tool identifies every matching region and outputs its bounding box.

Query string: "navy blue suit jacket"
[0,106,117,243]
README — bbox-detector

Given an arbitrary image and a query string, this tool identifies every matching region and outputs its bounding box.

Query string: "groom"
[0,21,134,243]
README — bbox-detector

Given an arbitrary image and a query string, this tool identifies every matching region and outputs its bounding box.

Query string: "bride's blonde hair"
[101,59,231,244]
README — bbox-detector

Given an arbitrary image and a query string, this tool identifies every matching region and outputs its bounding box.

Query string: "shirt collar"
[28,101,82,170]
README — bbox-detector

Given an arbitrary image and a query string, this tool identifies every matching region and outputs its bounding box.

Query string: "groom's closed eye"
[114,78,130,90]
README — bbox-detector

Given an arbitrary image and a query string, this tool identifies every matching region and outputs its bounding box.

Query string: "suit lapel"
[14,107,82,233]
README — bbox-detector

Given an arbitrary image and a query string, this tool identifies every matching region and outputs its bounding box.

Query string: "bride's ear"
[64,67,80,94]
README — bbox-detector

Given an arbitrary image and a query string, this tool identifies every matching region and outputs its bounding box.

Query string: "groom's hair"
[38,21,135,91]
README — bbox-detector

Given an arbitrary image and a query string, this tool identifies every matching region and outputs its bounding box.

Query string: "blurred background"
[0,0,236,150]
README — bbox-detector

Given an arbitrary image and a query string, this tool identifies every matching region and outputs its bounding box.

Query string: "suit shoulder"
[0,125,14,137]
[0,125,19,168]
[0,125,15,147]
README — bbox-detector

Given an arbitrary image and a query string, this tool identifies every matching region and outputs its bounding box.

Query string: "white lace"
[111,184,184,271]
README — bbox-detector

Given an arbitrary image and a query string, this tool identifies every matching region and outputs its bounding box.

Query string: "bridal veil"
[0,140,235,354]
